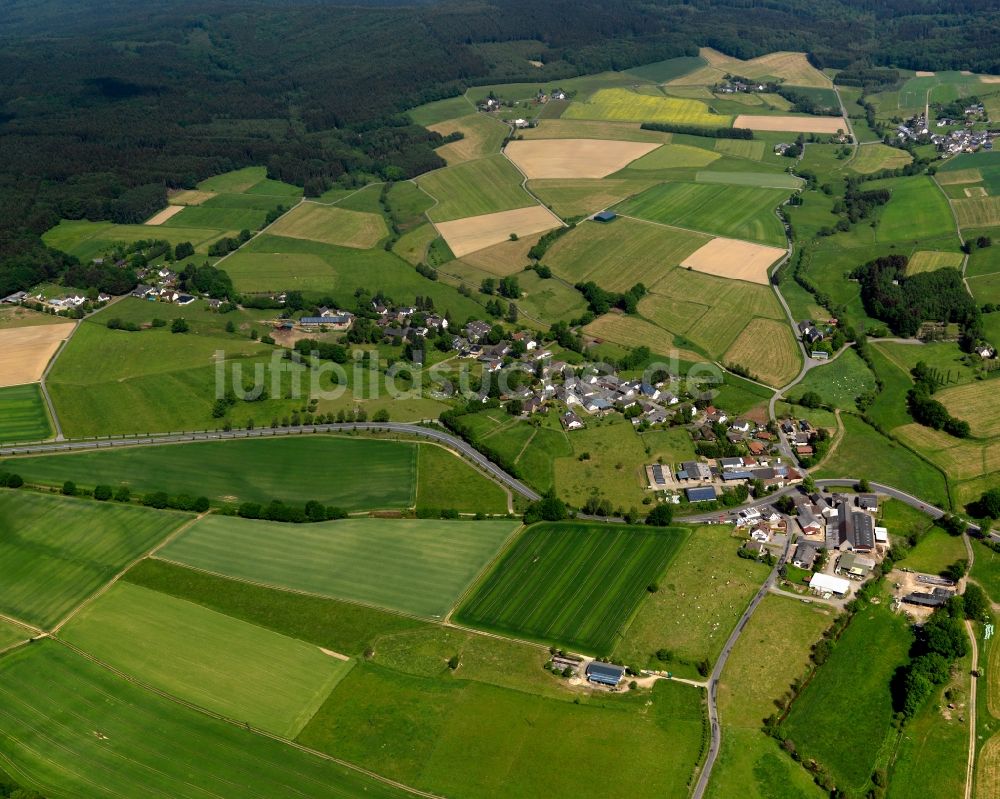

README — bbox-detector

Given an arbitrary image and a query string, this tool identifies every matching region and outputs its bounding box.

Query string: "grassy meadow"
[0,384,52,442]
[782,604,912,794]
[615,525,771,678]
[5,435,417,509]
[61,582,351,737]
[158,515,520,618]
[0,490,185,628]
[418,154,536,222]
[0,641,408,799]
[456,522,690,655]
[615,182,789,246]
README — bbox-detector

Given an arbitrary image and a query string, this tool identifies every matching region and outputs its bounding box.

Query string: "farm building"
[593,210,617,223]
[299,314,353,329]
[586,661,625,687]
[686,486,717,503]
[903,587,953,608]
[809,572,851,598]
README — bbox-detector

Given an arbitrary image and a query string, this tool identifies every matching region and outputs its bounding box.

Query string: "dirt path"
[965,619,979,799]
[810,408,844,471]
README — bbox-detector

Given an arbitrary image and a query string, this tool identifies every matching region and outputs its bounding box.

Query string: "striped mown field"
[157,515,520,618]
[0,490,187,628]
[0,384,51,442]
[455,522,689,654]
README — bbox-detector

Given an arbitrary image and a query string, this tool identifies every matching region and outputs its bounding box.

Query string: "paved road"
[0,422,543,502]
[691,518,794,799]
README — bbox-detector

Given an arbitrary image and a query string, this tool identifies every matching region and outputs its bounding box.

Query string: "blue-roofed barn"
[586,661,625,686]
[593,210,617,222]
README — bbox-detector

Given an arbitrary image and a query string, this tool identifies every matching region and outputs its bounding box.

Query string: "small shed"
[593,210,617,223]
[586,661,625,686]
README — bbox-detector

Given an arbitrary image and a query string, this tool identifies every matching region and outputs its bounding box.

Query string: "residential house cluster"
[131,267,195,305]
[370,300,448,343]
[781,418,820,459]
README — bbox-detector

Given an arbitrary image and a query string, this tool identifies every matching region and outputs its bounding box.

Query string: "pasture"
[972,541,1000,604]
[938,380,1000,437]
[300,662,706,798]
[504,138,660,178]
[416,443,509,515]
[5,436,422,510]
[669,49,831,89]
[0,322,74,387]
[266,202,388,248]
[906,249,964,274]
[0,490,185,628]
[615,182,789,246]
[851,143,913,175]
[681,237,786,284]
[456,522,689,654]
[527,178,655,219]
[563,87,730,127]
[781,605,913,794]
[392,222,437,264]
[0,641,408,799]
[408,95,475,126]
[733,115,848,134]
[717,594,832,729]
[418,154,536,222]
[434,205,561,257]
[158,515,519,618]
[0,384,51,442]
[793,348,877,409]
[428,113,506,164]
[706,727,827,799]
[874,175,959,243]
[897,524,968,575]
[163,204,270,231]
[61,582,351,737]
[952,196,1000,228]
[723,318,801,386]
[615,525,771,678]
[816,414,949,508]
[544,216,709,292]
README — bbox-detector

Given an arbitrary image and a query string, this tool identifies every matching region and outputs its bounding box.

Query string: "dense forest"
[2,0,1000,294]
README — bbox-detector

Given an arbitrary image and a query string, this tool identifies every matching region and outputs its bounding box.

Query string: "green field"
[792,348,877,409]
[4,436,447,511]
[615,182,789,246]
[528,177,657,219]
[0,641,408,798]
[0,384,51,442]
[61,582,351,737]
[124,558,429,657]
[407,95,476,126]
[875,176,960,244]
[782,604,912,794]
[972,540,1000,604]
[626,56,707,83]
[158,515,519,618]
[266,202,388,248]
[615,525,771,677]
[706,727,828,799]
[899,525,968,575]
[418,154,536,222]
[0,490,185,628]
[621,142,721,171]
[815,414,949,508]
[544,216,708,292]
[164,204,269,231]
[456,522,688,654]
[564,87,730,127]
[850,143,913,175]
[300,661,707,799]
[717,594,833,729]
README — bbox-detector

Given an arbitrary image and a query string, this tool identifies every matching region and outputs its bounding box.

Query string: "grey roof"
[586,661,625,683]
[686,486,717,502]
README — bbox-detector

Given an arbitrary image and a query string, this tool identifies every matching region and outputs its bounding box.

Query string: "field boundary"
[49,511,205,634]
[49,636,444,799]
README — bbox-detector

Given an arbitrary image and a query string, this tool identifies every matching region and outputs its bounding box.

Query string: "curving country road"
[0,422,543,502]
